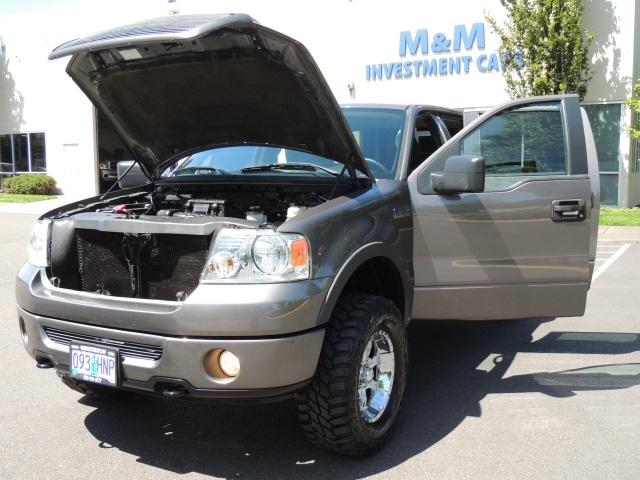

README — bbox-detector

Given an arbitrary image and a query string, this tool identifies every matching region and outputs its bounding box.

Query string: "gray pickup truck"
[16,14,599,456]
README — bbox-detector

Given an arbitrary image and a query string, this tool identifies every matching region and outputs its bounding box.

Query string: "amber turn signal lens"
[290,238,309,268]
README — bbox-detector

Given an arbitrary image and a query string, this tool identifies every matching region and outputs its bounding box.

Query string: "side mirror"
[117,160,148,189]
[431,155,485,193]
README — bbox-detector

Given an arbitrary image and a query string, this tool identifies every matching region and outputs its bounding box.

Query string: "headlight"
[27,219,51,268]
[253,235,288,274]
[201,228,310,283]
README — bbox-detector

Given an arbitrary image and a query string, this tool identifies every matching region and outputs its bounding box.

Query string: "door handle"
[551,199,586,222]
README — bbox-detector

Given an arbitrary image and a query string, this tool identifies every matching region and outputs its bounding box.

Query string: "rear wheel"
[297,293,408,455]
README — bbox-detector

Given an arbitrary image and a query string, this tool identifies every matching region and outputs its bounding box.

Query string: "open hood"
[50,14,369,180]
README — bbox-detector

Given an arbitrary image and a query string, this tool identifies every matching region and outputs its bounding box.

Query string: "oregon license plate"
[69,342,119,387]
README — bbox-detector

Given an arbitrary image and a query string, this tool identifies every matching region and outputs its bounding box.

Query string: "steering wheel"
[365,158,391,178]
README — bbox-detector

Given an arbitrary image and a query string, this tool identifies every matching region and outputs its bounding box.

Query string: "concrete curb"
[597,225,640,244]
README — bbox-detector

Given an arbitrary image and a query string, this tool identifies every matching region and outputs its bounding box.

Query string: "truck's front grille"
[76,230,211,301]
[43,327,163,361]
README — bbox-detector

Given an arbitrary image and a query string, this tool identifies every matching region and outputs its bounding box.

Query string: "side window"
[460,102,567,190]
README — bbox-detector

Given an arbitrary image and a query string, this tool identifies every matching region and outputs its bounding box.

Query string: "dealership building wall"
[0,0,638,206]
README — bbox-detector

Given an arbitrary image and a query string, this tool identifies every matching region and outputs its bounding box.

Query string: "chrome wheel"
[358,329,395,423]
[297,294,408,455]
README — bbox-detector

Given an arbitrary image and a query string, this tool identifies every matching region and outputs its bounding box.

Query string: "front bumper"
[16,262,330,400]
[18,306,325,400]
[16,262,331,336]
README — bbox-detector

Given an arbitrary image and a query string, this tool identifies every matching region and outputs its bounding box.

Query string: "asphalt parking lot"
[1,208,638,480]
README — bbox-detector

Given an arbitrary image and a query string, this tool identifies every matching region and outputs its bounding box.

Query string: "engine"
[95,185,327,226]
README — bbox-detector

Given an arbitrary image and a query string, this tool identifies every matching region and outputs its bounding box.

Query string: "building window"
[583,103,622,206]
[13,134,29,172]
[0,132,47,190]
[0,135,12,174]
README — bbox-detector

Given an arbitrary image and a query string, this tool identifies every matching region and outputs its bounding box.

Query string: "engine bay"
[68,178,352,227]
[43,178,354,301]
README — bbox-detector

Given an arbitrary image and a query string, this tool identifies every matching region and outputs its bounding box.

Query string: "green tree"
[626,81,640,140]
[485,0,594,100]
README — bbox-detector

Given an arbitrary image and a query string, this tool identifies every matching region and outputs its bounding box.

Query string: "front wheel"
[297,293,408,455]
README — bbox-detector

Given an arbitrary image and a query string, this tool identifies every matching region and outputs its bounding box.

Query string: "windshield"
[342,107,406,179]
[163,145,353,178]
[161,108,406,180]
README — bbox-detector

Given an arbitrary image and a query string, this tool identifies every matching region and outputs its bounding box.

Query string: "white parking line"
[592,243,631,281]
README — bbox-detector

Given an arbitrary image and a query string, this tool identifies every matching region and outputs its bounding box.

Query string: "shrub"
[3,174,57,195]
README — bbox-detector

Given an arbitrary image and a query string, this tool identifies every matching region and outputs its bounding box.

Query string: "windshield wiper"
[240,163,340,176]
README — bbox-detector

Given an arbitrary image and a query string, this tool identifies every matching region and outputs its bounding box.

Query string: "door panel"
[408,95,595,321]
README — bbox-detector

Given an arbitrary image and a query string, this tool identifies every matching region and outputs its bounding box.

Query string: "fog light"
[219,350,240,377]
[203,349,240,379]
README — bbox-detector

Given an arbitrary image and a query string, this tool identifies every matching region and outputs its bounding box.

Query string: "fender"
[316,242,414,327]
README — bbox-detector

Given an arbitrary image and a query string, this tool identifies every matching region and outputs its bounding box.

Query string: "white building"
[0,0,638,206]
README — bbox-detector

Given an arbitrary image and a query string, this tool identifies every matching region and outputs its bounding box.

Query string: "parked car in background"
[99,160,118,183]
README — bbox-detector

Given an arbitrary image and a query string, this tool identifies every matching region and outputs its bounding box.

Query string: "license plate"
[69,342,119,387]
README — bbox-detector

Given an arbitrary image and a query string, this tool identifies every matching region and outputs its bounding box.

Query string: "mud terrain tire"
[297,293,408,455]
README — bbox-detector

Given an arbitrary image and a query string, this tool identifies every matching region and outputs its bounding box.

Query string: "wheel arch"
[316,243,412,327]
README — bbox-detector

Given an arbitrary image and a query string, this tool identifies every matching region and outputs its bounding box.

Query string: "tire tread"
[297,293,408,455]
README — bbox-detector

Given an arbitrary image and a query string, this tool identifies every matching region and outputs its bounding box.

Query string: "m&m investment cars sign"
[366,22,506,81]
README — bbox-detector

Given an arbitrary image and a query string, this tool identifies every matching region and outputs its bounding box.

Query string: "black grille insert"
[76,230,211,301]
